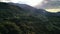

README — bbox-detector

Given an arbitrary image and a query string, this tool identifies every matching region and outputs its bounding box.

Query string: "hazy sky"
[1,0,44,6]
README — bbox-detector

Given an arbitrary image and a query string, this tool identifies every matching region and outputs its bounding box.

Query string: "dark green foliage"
[0,2,60,34]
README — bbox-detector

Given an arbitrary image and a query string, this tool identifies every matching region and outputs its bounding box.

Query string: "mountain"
[8,2,48,15]
[0,2,49,34]
[0,2,60,34]
[45,12,60,17]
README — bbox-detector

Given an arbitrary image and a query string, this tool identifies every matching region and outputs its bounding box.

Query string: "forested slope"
[0,2,60,34]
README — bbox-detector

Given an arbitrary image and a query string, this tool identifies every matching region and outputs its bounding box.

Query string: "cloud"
[0,0,43,6]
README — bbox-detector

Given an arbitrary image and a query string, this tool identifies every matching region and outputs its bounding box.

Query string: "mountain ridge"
[0,2,60,34]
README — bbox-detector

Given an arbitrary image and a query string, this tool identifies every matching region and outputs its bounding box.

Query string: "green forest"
[0,2,60,34]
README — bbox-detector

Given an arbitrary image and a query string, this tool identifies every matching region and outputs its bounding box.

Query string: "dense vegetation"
[0,2,60,34]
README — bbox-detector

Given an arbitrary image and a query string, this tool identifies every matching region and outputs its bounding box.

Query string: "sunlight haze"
[0,0,44,6]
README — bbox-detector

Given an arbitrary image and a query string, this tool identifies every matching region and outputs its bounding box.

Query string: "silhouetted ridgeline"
[0,2,60,34]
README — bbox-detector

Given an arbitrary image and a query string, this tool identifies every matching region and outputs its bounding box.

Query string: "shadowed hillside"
[0,2,60,34]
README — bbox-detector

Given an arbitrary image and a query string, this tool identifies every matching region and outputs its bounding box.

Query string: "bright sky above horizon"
[0,0,44,6]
